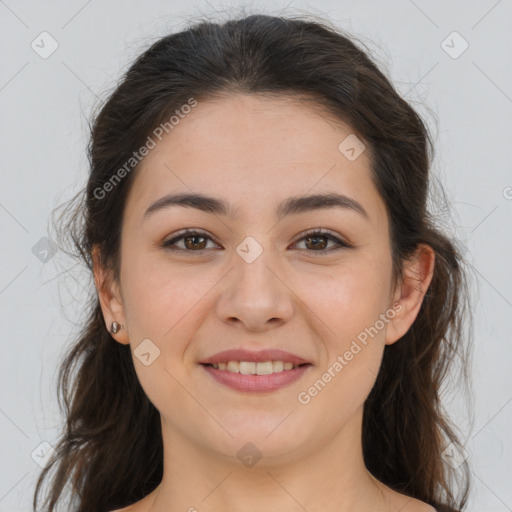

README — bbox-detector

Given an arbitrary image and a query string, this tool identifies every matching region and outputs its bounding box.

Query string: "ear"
[385,243,435,346]
[91,244,130,345]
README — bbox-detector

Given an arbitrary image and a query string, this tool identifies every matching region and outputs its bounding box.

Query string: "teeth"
[210,360,302,374]
[273,360,284,372]
[255,361,273,375]
[227,361,239,373]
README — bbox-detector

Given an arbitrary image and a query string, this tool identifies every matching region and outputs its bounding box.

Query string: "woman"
[34,13,472,512]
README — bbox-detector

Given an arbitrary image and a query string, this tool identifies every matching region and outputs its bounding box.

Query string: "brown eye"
[162,230,219,253]
[162,228,352,255]
[292,229,351,254]
[182,234,208,250]
[304,234,329,251]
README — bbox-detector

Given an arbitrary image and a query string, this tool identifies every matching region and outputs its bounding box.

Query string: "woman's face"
[101,93,413,463]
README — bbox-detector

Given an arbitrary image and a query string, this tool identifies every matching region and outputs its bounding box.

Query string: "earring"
[111,321,121,334]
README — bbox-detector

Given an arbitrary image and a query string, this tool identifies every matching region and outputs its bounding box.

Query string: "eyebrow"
[143,191,369,222]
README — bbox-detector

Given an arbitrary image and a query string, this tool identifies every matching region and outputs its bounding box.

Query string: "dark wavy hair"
[33,11,473,512]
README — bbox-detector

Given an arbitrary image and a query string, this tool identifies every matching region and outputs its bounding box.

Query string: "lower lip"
[201,364,312,392]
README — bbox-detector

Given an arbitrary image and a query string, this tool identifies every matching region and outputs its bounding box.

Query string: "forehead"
[124,93,386,227]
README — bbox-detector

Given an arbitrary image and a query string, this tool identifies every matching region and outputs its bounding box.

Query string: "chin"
[205,418,312,464]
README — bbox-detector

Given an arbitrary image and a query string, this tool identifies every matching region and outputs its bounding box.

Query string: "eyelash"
[161,228,352,255]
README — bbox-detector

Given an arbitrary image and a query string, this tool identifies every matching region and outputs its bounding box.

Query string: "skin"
[93,93,436,512]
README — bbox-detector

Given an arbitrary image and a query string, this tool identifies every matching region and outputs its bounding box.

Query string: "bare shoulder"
[392,494,437,512]
[381,485,437,512]
[108,502,140,512]
[109,504,144,512]
[402,500,437,512]
[108,491,155,512]
[110,496,437,512]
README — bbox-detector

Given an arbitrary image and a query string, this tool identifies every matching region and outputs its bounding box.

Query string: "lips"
[199,348,313,392]
[201,362,312,392]
[199,348,311,366]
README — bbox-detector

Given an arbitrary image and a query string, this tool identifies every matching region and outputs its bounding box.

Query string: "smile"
[201,362,312,392]
[208,360,302,374]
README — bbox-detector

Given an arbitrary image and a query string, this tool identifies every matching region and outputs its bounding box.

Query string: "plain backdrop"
[0,1,511,511]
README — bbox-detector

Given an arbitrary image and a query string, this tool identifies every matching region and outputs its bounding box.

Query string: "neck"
[149,406,391,512]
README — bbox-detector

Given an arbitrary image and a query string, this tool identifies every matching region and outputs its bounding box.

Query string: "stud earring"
[111,321,121,334]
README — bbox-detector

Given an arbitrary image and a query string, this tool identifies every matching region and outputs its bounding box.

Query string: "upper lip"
[200,349,311,366]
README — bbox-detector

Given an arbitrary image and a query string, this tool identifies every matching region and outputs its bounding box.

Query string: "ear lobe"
[91,245,130,345]
[385,244,435,346]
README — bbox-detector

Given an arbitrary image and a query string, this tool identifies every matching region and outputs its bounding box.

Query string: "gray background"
[0,1,511,511]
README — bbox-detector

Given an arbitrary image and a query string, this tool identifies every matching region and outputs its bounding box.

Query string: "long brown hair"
[33,12,473,512]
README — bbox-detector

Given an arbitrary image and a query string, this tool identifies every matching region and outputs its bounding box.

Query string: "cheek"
[303,256,392,390]
[295,265,391,425]
[120,247,213,339]
[120,254,213,407]
[305,258,392,345]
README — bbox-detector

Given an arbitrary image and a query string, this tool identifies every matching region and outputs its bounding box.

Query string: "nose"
[214,243,294,332]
